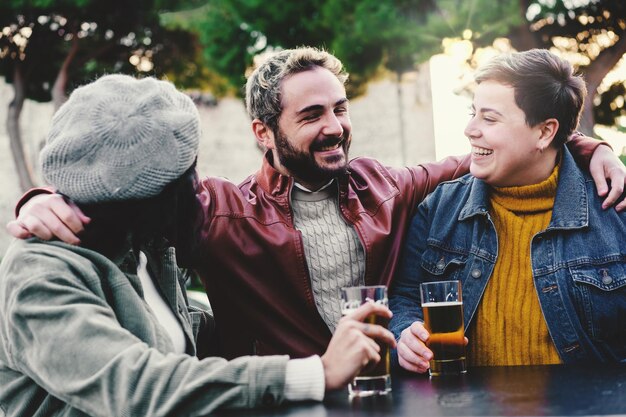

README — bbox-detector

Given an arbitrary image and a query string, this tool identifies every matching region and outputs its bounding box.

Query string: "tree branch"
[52,34,80,110]
[6,62,36,191]
[579,30,626,134]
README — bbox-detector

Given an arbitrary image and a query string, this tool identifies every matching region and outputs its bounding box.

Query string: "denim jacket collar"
[458,178,490,221]
[549,148,589,230]
[458,147,588,229]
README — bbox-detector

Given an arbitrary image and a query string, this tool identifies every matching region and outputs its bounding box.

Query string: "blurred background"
[1,0,626,258]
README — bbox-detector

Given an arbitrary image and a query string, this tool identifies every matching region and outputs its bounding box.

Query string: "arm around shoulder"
[566,132,608,167]
[403,154,471,209]
[14,187,55,217]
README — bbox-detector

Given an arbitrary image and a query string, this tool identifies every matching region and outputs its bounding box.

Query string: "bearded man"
[9,47,626,360]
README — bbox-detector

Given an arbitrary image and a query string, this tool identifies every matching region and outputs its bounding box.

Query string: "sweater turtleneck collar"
[490,162,560,215]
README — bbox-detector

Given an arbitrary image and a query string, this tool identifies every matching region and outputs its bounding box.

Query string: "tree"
[194,0,524,91]
[0,0,202,191]
[322,0,441,162]
[423,0,626,136]
[520,0,626,136]
[1,5,60,190]
[194,0,332,94]
[195,0,444,162]
[194,0,626,140]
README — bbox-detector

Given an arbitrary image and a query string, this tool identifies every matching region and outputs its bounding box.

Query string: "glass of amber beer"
[340,285,391,397]
[420,280,466,376]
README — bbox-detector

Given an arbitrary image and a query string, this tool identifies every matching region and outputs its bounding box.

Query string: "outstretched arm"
[567,133,626,211]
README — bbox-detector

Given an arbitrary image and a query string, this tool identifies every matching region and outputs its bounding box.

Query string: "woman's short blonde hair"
[475,48,587,147]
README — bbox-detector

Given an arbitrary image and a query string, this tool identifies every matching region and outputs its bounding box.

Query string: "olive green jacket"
[0,239,288,417]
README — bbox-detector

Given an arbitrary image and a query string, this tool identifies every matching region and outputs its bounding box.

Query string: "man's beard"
[274,129,351,186]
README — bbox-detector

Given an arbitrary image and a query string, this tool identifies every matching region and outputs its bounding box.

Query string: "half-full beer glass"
[340,285,391,397]
[420,280,466,376]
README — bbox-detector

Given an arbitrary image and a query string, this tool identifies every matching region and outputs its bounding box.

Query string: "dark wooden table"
[216,364,626,416]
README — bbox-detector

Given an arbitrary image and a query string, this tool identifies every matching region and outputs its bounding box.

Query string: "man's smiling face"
[269,66,352,189]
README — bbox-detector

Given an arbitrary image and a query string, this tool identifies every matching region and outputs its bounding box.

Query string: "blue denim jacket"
[390,148,626,363]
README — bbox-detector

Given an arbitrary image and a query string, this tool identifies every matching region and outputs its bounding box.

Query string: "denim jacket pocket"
[569,261,626,359]
[421,245,468,280]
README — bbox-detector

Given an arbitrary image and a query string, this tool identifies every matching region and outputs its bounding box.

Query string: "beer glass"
[420,280,466,376]
[340,285,391,397]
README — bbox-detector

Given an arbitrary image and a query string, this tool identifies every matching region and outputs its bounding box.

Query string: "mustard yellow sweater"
[467,165,562,366]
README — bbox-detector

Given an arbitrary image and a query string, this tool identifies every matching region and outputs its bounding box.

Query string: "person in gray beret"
[0,74,396,416]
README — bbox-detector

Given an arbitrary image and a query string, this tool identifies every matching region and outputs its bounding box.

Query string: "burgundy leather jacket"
[194,154,470,359]
[15,137,602,359]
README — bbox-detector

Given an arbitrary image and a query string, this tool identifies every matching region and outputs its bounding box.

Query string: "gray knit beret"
[40,74,200,204]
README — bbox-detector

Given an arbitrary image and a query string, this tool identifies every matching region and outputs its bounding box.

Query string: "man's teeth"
[472,146,493,156]
[318,143,340,151]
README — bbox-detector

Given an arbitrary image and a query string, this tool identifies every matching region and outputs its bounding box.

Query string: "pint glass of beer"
[340,285,391,397]
[420,280,466,376]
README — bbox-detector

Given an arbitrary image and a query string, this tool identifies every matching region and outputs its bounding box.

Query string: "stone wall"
[0,65,435,257]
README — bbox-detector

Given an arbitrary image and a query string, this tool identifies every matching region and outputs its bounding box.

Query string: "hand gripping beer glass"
[340,285,391,397]
[420,280,467,376]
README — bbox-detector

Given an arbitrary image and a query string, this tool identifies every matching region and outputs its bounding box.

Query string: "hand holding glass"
[420,280,467,376]
[340,285,391,397]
